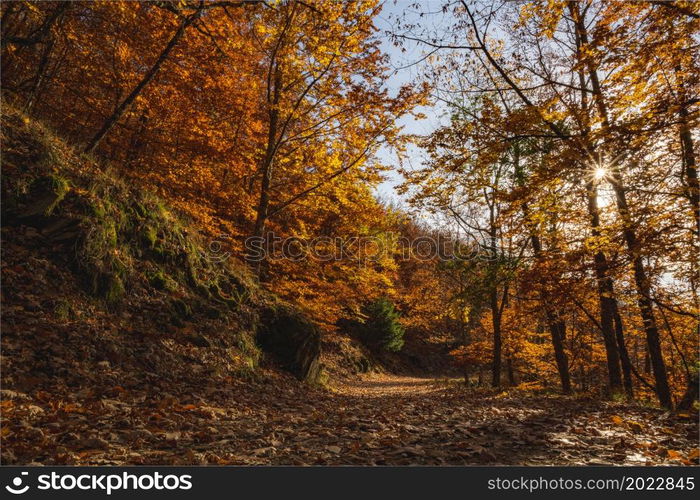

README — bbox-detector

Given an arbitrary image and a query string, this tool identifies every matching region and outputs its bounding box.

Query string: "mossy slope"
[1,105,320,383]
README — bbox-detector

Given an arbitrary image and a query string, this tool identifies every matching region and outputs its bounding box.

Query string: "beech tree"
[394,0,698,406]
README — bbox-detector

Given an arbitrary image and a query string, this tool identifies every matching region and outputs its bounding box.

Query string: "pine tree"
[361,297,405,353]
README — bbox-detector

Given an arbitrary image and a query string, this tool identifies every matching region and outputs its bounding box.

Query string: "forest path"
[275,374,697,466]
[4,374,697,466]
[161,374,697,466]
[331,374,447,398]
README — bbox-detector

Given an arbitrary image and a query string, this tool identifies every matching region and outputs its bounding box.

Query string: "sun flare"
[593,166,608,180]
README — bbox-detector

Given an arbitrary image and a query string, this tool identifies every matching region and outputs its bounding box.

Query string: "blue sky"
[372,0,451,207]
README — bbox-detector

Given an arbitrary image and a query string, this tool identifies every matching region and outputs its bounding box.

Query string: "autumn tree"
[245,0,425,277]
[393,0,698,406]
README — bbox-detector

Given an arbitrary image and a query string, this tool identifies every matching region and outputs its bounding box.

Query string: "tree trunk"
[611,180,673,408]
[531,231,572,394]
[612,304,634,397]
[677,376,699,411]
[507,357,516,386]
[644,350,652,375]
[23,38,54,114]
[570,0,673,408]
[549,313,572,394]
[487,189,502,388]
[570,2,624,397]
[248,68,282,274]
[490,287,502,388]
[519,166,572,394]
[586,181,624,396]
[84,10,199,154]
[680,114,699,236]
[677,67,700,236]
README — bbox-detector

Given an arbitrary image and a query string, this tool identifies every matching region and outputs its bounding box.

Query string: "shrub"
[361,297,405,352]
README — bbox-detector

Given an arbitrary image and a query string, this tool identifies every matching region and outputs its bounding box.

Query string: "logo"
[5,472,29,495]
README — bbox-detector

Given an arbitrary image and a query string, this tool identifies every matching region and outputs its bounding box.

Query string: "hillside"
[0,106,326,462]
